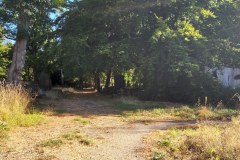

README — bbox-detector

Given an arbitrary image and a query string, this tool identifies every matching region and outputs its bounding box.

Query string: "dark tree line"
[1,0,240,103]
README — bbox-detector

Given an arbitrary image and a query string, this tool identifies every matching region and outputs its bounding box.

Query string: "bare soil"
[0,89,195,160]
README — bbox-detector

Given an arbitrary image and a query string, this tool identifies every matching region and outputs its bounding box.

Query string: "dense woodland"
[1,0,240,104]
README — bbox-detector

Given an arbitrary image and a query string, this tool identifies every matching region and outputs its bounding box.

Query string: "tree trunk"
[105,69,112,88]
[7,38,27,84]
[94,72,101,92]
[7,8,28,84]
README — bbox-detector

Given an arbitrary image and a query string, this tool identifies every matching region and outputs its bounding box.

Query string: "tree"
[0,26,12,79]
[58,0,240,102]
[138,0,240,102]
[0,0,65,84]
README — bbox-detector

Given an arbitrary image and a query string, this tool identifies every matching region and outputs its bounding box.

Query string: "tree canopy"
[1,0,240,103]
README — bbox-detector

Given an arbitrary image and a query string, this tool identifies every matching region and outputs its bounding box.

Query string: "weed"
[62,131,93,145]
[0,121,8,139]
[147,119,240,159]
[40,139,64,148]
[73,117,91,124]
[39,131,93,148]
[152,151,165,160]
[159,139,171,147]
[62,131,83,140]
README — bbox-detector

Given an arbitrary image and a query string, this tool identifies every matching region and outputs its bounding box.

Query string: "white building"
[207,67,240,88]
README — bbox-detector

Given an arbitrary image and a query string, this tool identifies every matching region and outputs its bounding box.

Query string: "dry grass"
[145,118,240,160]
[73,117,91,124]
[62,131,93,145]
[39,130,93,148]
[115,102,240,121]
[0,82,44,138]
[40,139,64,148]
[0,82,30,122]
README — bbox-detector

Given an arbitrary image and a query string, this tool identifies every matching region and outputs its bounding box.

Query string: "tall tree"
[0,0,65,84]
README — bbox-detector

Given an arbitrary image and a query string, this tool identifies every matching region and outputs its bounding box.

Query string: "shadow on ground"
[35,88,125,116]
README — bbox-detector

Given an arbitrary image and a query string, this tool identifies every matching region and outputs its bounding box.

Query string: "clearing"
[0,89,196,160]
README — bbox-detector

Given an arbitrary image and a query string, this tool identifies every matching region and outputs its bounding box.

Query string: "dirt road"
[0,89,195,160]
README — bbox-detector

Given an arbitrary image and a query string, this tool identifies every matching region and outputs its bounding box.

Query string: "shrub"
[140,72,237,106]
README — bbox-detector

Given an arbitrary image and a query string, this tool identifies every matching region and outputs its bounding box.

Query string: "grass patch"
[39,131,93,148]
[0,82,44,140]
[7,114,44,127]
[0,121,9,139]
[114,102,165,111]
[62,131,93,145]
[146,118,240,160]
[54,108,67,114]
[40,139,64,148]
[73,117,91,124]
[114,102,240,121]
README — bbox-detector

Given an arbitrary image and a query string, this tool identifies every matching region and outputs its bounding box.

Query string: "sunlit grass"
[40,139,64,148]
[62,131,93,145]
[0,82,44,139]
[73,117,91,124]
[39,130,93,148]
[146,117,240,160]
[114,102,240,121]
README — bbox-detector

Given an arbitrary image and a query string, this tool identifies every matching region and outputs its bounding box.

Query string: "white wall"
[207,67,240,88]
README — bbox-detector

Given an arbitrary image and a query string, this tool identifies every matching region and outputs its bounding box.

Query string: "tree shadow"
[33,88,198,124]
[34,88,124,117]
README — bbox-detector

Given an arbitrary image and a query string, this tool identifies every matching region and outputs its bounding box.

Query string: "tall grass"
[0,82,43,129]
[148,118,240,160]
[115,102,240,121]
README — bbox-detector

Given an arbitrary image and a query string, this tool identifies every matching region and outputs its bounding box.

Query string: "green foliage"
[0,43,11,79]
[137,0,240,103]
[2,0,240,104]
[0,0,66,81]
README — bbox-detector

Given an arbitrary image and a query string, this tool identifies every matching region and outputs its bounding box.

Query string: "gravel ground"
[0,90,195,160]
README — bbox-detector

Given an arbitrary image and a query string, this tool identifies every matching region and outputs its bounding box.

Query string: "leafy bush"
[140,72,237,106]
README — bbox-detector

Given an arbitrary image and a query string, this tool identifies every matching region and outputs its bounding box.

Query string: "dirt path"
[0,90,195,160]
